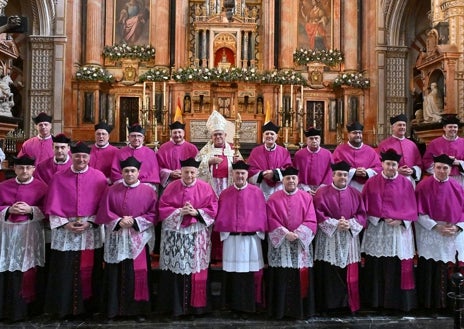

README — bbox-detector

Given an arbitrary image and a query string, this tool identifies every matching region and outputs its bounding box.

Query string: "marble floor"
[0,310,454,329]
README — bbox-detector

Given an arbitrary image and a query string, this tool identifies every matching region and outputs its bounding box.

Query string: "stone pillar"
[202,29,208,67]
[153,0,170,65]
[243,31,249,68]
[85,0,103,64]
[194,29,200,66]
[262,1,275,70]
[342,0,358,71]
[250,31,256,67]
[279,0,297,68]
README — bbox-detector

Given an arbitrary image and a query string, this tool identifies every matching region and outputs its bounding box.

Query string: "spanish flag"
[264,100,272,124]
[174,97,183,123]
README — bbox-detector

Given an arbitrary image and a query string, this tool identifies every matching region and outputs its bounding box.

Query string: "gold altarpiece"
[70,0,358,148]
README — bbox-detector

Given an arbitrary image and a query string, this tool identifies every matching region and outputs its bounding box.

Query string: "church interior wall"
[0,0,461,148]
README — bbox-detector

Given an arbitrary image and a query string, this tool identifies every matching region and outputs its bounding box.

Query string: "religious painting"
[297,0,333,50]
[114,0,150,45]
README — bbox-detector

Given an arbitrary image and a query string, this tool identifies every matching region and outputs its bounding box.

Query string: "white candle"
[152,82,156,110]
[163,82,167,107]
[285,120,289,143]
[300,126,304,144]
[279,84,283,110]
[143,82,146,103]
[154,118,158,141]
[290,84,293,110]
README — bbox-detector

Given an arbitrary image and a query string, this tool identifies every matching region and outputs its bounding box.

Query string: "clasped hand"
[181,201,198,217]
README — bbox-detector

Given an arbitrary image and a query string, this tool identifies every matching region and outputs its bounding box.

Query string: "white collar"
[122,179,141,188]
[348,141,363,149]
[94,143,110,149]
[71,165,89,174]
[234,182,248,190]
[433,174,450,183]
[15,176,34,185]
[54,155,70,164]
[381,171,398,180]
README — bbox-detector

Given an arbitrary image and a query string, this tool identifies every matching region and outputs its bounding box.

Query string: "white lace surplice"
[314,217,363,268]
[268,224,314,269]
[0,207,45,272]
[415,215,464,263]
[50,215,104,251]
[361,216,415,260]
[104,216,154,264]
[159,209,214,275]
[220,232,265,272]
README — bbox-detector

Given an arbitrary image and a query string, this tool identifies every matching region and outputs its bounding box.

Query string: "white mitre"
[205,110,235,143]
[206,110,227,133]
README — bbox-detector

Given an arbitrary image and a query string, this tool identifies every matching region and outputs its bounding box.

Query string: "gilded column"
[342,0,358,71]
[85,0,103,64]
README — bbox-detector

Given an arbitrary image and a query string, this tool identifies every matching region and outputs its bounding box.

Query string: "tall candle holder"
[233,112,242,157]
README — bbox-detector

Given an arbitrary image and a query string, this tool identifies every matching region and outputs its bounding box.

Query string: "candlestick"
[154,118,158,141]
[145,96,150,109]
[163,82,166,107]
[285,120,289,144]
[143,82,146,103]
[300,126,304,144]
[290,84,293,110]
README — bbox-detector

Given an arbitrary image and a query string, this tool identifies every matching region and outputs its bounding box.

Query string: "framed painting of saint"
[114,0,150,45]
[297,0,333,50]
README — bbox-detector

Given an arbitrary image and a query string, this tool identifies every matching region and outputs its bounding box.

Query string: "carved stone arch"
[30,0,56,36]
[384,0,409,46]
[213,33,237,54]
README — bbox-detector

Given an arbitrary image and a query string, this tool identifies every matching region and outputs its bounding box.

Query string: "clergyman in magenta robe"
[157,158,218,317]
[44,142,107,319]
[96,156,157,321]
[266,167,317,319]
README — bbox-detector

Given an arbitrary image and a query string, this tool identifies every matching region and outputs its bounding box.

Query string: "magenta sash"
[21,267,37,303]
[191,269,208,307]
[133,250,149,301]
[346,263,360,312]
[254,269,263,304]
[80,249,94,300]
[300,267,309,298]
[400,258,415,290]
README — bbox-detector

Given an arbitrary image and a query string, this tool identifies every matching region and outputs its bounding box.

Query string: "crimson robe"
[333,142,382,186]
[0,177,47,321]
[44,166,107,318]
[377,136,423,173]
[110,145,160,185]
[313,184,366,312]
[215,183,267,233]
[423,136,464,177]
[158,178,218,316]
[266,189,317,319]
[293,146,333,189]
[156,140,198,187]
[18,136,54,164]
[415,175,464,309]
[34,156,72,185]
[96,181,157,318]
[89,143,119,179]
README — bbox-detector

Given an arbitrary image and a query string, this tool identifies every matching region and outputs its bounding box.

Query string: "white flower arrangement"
[333,72,370,89]
[75,65,114,82]
[103,43,156,61]
[293,48,343,67]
